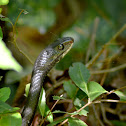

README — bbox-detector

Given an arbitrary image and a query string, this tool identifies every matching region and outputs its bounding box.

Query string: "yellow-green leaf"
[0,38,22,72]
[0,0,9,5]
[0,112,22,126]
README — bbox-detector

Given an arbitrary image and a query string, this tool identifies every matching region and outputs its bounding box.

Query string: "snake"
[21,37,74,126]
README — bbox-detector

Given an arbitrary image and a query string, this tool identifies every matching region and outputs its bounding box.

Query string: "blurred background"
[1,0,126,125]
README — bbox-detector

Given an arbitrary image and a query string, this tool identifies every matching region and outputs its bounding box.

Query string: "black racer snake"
[21,37,74,126]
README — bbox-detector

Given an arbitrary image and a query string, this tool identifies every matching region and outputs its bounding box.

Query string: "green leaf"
[44,105,53,123]
[38,88,53,123]
[69,62,90,94]
[0,0,9,5]
[114,91,126,101]
[0,15,13,26]
[0,26,3,38]
[68,117,88,126]
[74,98,89,116]
[38,88,46,116]
[53,110,78,115]
[69,63,107,101]
[63,80,77,99]
[87,81,107,101]
[25,83,30,97]
[52,95,65,100]
[0,39,22,72]
[47,117,70,126]
[75,89,87,100]
[0,87,10,102]
[0,112,22,126]
[0,101,19,114]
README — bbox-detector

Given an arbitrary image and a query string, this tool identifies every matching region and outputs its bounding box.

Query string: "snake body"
[21,37,74,126]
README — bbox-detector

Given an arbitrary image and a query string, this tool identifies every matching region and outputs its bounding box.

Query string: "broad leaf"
[69,62,90,94]
[87,81,107,101]
[0,112,22,126]
[68,117,88,126]
[0,87,10,102]
[0,38,22,72]
[63,80,77,99]
[0,101,19,114]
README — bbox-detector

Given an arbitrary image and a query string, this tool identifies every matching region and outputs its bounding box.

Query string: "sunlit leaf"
[0,8,2,13]
[0,112,22,126]
[38,88,53,122]
[0,87,10,102]
[25,83,30,97]
[45,105,53,123]
[87,81,107,101]
[68,117,88,126]
[63,80,77,99]
[38,88,46,116]
[0,0,9,5]
[0,39,22,72]
[114,91,126,101]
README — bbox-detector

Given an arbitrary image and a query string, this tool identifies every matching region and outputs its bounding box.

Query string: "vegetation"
[0,0,126,126]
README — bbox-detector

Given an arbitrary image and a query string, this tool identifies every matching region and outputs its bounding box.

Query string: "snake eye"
[58,44,64,50]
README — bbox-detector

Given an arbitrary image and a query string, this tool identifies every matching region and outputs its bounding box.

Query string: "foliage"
[0,88,22,126]
[0,27,22,72]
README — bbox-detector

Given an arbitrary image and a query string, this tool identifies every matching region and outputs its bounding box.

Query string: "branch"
[86,24,126,68]
[91,63,126,74]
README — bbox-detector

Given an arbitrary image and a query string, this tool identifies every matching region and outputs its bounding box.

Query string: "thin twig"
[59,101,92,125]
[40,95,63,126]
[12,9,34,64]
[91,63,126,74]
[59,85,126,125]
[86,24,126,68]
[46,79,65,98]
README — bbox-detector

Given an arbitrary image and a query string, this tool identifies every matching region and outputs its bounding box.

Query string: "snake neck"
[21,69,46,126]
[21,37,74,126]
